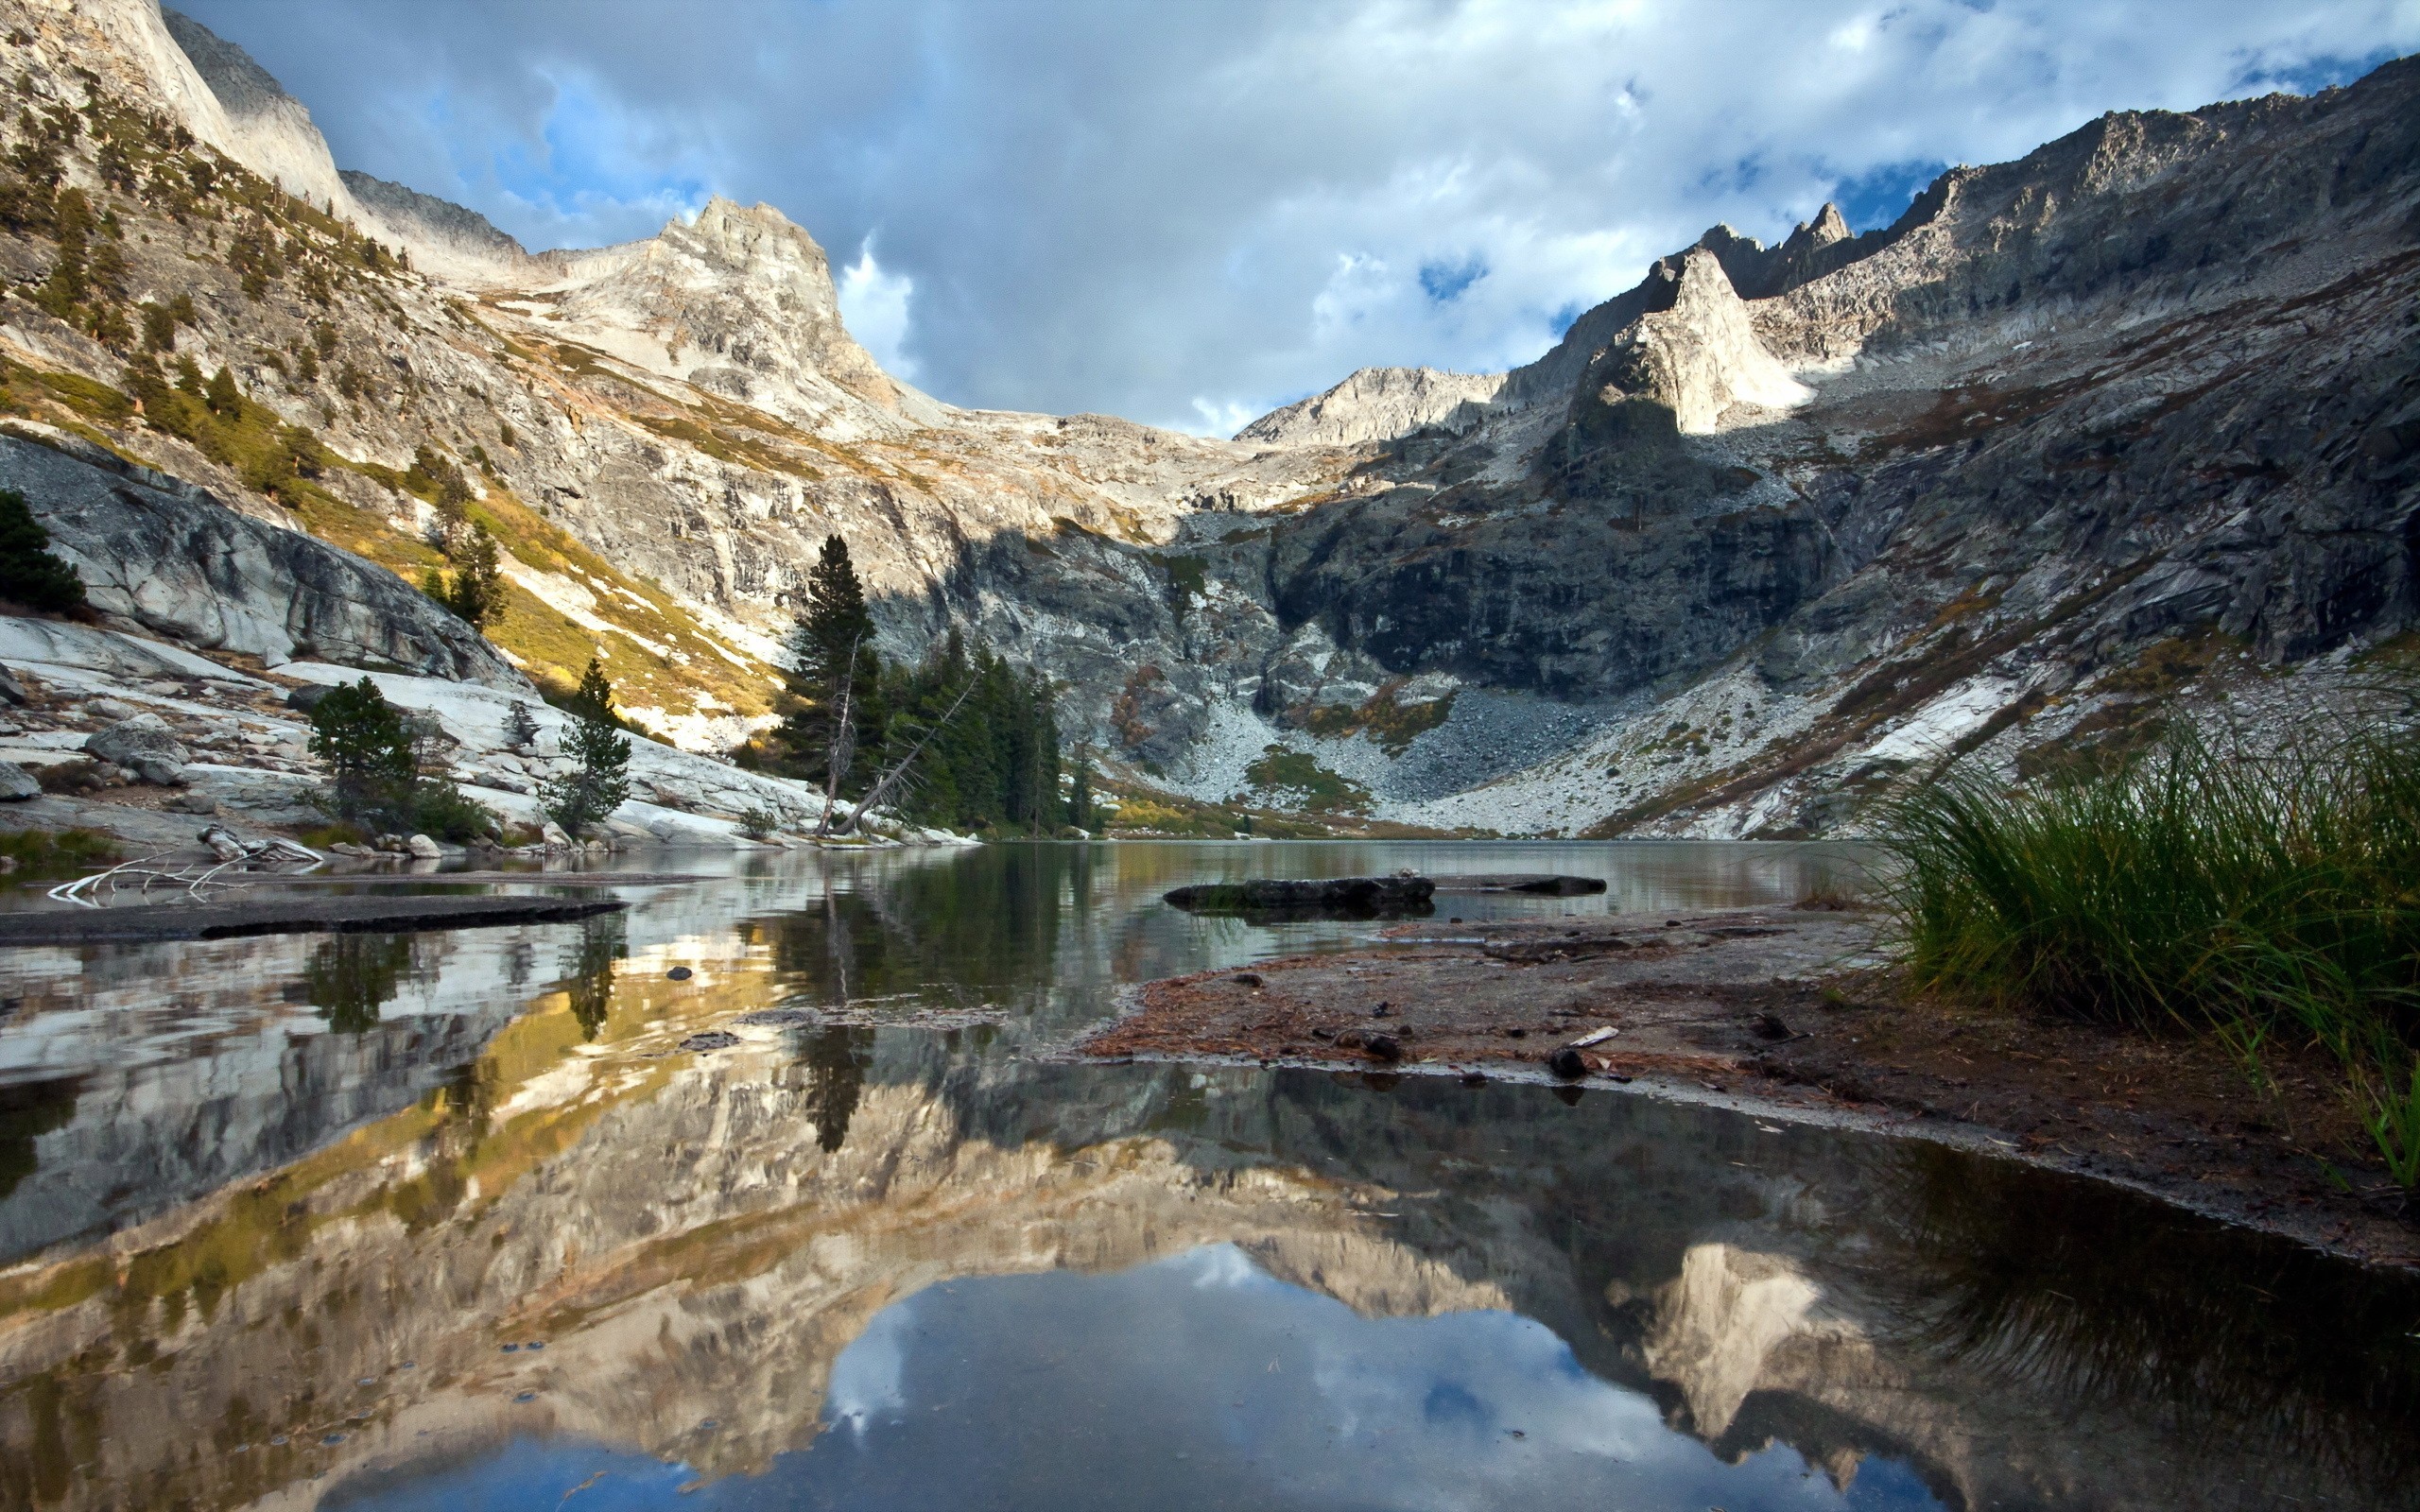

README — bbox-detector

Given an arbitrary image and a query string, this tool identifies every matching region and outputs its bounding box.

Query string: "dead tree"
[834,679,975,836]
[813,637,860,839]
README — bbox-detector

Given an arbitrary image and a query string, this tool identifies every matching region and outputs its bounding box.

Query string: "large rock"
[0,760,40,800]
[0,435,530,690]
[85,713,189,771]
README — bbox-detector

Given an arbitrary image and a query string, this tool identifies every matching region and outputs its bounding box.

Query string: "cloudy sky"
[177,0,2420,434]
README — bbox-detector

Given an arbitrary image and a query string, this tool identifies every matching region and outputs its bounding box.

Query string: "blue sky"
[177,0,2420,434]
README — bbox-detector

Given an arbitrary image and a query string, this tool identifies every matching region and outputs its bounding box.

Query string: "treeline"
[752,535,1090,835]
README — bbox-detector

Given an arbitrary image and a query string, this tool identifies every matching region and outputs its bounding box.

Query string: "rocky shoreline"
[1073,905,2420,1270]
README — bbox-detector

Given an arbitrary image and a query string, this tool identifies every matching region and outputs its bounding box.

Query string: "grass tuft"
[1878,722,2420,1187]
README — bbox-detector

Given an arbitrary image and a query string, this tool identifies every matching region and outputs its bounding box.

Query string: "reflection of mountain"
[4,984,2414,1510]
[2,852,2411,1510]
[0,930,554,1263]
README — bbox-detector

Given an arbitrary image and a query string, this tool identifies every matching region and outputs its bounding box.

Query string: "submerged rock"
[1163,876,1436,915]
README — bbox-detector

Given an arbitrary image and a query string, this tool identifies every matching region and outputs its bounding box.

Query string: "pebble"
[666,966,693,980]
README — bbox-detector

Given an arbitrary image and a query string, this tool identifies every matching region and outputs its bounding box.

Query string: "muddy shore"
[1075,905,2420,1269]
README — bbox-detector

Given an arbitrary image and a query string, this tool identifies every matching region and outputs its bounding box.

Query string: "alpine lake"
[1,840,2414,1511]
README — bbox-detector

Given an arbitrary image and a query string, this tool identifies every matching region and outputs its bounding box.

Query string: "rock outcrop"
[0,434,529,688]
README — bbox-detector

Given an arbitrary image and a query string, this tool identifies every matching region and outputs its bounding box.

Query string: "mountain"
[0,0,2411,838]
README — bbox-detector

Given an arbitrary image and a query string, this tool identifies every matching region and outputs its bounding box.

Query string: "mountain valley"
[0,0,2410,841]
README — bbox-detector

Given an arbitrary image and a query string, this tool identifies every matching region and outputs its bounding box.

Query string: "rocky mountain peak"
[527,195,931,430]
[1235,366,1510,448]
[1594,247,1810,432]
[156,6,354,215]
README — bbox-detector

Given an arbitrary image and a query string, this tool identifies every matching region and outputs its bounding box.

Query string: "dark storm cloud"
[175,0,2419,432]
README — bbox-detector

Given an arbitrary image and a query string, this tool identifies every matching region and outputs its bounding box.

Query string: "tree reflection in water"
[562,914,627,1041]
[747,843,1089,1005]
[302,934,417,1034]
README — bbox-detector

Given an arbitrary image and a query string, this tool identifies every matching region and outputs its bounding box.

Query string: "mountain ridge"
[0,0,2408,841]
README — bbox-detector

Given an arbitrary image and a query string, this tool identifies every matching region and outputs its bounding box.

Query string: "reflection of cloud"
[824,1291,917,1437]
[797,1245,1864,1512]
[1181,1242,1267,1291]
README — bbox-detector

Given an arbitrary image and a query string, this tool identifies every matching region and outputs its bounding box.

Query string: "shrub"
[1879,722,2420,1185]
[411,776,500,844]
[0,488,87,613]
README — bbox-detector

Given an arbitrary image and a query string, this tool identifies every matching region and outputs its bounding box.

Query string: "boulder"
[541,821,572,849]
[86,714,192,771]
[0,761,40,800]
[406,833,442,859]
[0,664,26,706]
[129,757,188,786]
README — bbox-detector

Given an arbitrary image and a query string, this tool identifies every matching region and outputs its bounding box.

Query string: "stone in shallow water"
[678,1031,741,1052]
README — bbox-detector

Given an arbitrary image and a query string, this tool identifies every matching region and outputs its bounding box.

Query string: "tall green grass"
[1878,723,2420,1189]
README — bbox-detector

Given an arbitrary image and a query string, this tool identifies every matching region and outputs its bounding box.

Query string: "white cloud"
[184,0,2420,435]
[837,236,919,380]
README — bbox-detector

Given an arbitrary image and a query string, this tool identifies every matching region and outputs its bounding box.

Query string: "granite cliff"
[0,0,2409,838]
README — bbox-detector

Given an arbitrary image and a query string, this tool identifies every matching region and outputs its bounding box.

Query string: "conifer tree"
[0,489,87,614]
[568,655,618,724]
[781,534,880,782]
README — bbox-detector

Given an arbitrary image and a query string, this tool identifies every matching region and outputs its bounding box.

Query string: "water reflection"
[300,935,423,1034]
[0,841,2410,1512]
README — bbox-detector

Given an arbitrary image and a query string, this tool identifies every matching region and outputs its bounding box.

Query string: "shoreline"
[1069,905,2420,1270]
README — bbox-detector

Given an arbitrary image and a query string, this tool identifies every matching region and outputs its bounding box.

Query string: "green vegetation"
[424,520,506,630]
[0,829,120,878]
[770,535,1070,834]
[540,660,634,835]
[1243,745,1372,816]
[0,488,86,613]
[306,677,497,841]
[1881,723,2420,1188]
[118,356,332,505]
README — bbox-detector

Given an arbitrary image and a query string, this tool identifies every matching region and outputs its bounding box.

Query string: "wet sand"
[1076,904,2420,1269]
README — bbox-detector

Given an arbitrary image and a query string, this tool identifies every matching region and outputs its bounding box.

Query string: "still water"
[0,841,2414,1511]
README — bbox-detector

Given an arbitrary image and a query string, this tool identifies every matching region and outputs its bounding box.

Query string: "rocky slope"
[0,0,2410,839]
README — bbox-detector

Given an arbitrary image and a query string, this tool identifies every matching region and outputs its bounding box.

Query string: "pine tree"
[540,712,632,836]
[0,489,86,614]
[307,677,416,827]
[204,364,239,416]
[781,534,880,782]
[568,655,617,724]
[428,522,505,630]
